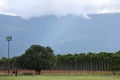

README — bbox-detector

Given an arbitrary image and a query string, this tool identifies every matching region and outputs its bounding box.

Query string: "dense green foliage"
[55,51,120,75]
[0,57,7,69]
[0,45,56,70]
[0,45,120,75]
[17,45,56,70]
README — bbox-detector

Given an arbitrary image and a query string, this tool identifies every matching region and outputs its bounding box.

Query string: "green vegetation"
[55,51,120,75]
[0,45,120,75]
[15,45,56,70]
[0,76,120,80]
[0,45,56,70]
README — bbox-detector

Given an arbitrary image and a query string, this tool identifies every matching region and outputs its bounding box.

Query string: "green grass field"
[0,76,120,80]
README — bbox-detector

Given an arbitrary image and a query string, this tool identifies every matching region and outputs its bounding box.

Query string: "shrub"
[20,72,34,75]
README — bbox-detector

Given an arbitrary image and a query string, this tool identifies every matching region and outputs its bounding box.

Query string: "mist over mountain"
[0,14,120,58]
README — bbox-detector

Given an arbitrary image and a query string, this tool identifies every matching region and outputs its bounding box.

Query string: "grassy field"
[0,75,120,80]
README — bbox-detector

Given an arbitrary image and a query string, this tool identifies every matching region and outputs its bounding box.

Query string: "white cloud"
[0,0,120,19]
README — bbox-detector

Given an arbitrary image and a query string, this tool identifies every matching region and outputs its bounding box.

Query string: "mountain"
[0,14,120,58]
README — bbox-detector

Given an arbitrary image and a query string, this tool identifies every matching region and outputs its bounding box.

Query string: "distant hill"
[0,14,120,58]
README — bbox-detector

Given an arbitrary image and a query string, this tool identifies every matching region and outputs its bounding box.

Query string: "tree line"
[0,45,120,75]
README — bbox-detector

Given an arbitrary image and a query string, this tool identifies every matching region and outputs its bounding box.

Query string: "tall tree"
[16,45,56,70]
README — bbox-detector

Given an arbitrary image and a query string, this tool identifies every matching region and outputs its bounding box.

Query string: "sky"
[0,0,120,19]
[0,0,120,58]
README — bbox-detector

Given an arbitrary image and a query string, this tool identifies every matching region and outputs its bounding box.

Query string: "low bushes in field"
[20,72,34,75]
[1,70,119,76]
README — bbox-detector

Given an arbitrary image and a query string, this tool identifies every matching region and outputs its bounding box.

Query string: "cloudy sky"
[0,0,120,19]
[0,0,120,57]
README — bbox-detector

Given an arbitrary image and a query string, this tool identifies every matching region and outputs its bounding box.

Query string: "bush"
[20,72,34,75]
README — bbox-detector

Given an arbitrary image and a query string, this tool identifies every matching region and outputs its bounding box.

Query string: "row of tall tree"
[0,45,120,75]
[55,52,120,72]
